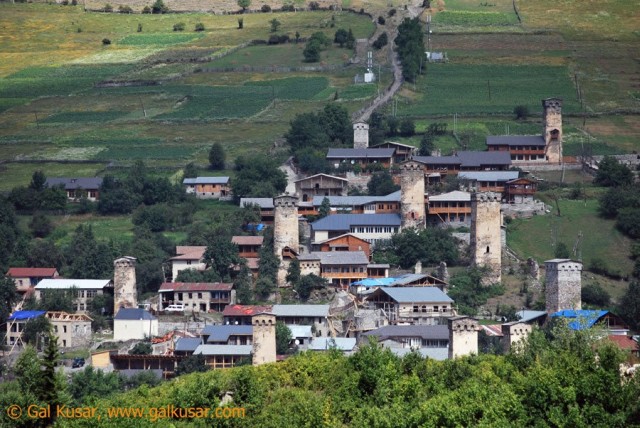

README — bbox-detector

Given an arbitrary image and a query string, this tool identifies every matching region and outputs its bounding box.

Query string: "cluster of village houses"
[4,98,639,376]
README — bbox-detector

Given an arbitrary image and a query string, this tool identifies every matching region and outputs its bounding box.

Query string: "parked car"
[165,304,185,312]
[71,357,85,368]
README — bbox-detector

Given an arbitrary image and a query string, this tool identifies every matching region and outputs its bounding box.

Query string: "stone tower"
[501,322,532,354]
[252,312,276,366]
[448,317,479,359]
[542,98,563,164]
[400,161,426,229]
[274,195,299,287]
[113,256,137,315]
[470,192,502,285]
[544,258,582,313]
[353,122,369,149]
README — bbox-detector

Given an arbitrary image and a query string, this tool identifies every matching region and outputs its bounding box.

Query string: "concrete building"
[448,316,479,359]
[113,256,137,315]
[47,311,92,349]
[252,313,276,366]
[545,259,582,313]
[158,282,234,312]
[170,246,207,281]
[501,321,532,353]
[294,173,348,202]
[471,192,502,285]
[400,161,426,229]
[5,310,46,347]
[274,195,299,286]
[310,213,401,248]
[543,97,563,164]
[35,279,113,314]
[183,177,231,199]
[353,122,369,149]
[366,287,455,325]
[326,148,395,169]
[113,308,158,341]
[6,267,59,300]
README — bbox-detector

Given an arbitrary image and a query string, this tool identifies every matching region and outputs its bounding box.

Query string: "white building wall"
[114,319,158,341]
[171,260,207,282]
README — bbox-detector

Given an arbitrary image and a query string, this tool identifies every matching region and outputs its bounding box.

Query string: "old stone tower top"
[470,192,502,285]
[252,312,276,366]
[542,97,563,164]
[400,161,425,229]
[544,258,582,313]
[448,316,479,359]
[353,122,369,149]
[113,256,137,315]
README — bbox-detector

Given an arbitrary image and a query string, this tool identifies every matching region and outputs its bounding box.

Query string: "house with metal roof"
[311,233,372,259]
[351,273,448,296]
[35,279,113,314]
[5,310,46,347]
[550,310,629,334]
[413,151,512,178]
[174,337,203,355]
[365,287,455,325]
[311,191,401,215]
[427,190,472,227]
[158,282,234,312]
[240,198,276,224]
[45,177,103,201]
[486,135,547,163]
[371,141,417,163]
[326,148,395,169]
[294,173,348,202]
[362,324,450,350]
[193,344,253,368]
[298,251,389,290]
[183,176,231,199]
[113,308,158,341]
[201,324,253,345]
[169,246,207,282]
[311,213,401,247]
[272,304,331,336]
[309,337,357,353]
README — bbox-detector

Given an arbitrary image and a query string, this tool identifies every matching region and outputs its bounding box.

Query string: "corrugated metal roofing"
[287,325,313,338]
[311,213,401,231]
[158,282,233,292]
[486,135,546,147]
[183,177,229,185]
[193,345,252,356]
[309,337,356,351]
[326,148,395,158]
[458,171,519,181]
[364,324,449,340]
[293,173,348,183]
[223,305,273,317]
[6,267,58,277]
[379,287,453,303]
[299,251,369,265]
[45,177,103,190]
[351,278,396,287]
[272,304,330,318]
[428,191,471,202]
[114,308,156,321]
[36,279,112,290]
[202,325,253,343]
[388,347,448,360]
[516,310,547,323]
[8,310,46,321]
[231,236,264,246]
[174,337,202,352]
[413,151,511,168]
[311,190,401,207]
[240,198,274,209]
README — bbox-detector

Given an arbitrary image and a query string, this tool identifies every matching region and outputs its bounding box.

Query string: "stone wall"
[448,317,479,359]
[544,259,582,313]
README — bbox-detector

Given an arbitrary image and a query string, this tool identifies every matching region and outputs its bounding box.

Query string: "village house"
[412,151,512,179]
[458,171,519,193]
[362,324,450,360]
[183,177,231,199]
[34,279,113,314]
[169,246,207,281]
[365,287,455,325]
[311,191,401,215]
[47,311,92,348]
[298,251,388,289]
[113,307,158,341]
[192,345,252,368]
[5,310,46,347]
[371,141,417,163]
[222,304,330,336]
[158,282,235,312]
[294,173,348,202]
[311,233,372,259]
[486,136,547,163]
[310,213,402,248]
[240,198,275,224]
[232,235,263,258]
[173,337,203,356]
[350,273,448,296]
[44,177,103,201]
[326,148,395,169]
[6,267,59,301]
[427,190,472,227]
[309,337,357,354]
[201,324,253,345]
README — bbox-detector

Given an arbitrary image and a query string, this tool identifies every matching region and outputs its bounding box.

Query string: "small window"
[486,246,490,254]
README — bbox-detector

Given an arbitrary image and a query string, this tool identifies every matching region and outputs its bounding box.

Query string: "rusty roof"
[607,335,639,351]
[231,236,264,246]
[7,267,58,277]
[223,304,273,317]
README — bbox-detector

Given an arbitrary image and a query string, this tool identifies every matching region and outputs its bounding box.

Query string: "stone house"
[294,173,348,202]
[427,191,472,227]
[183,177,231,199]
[310,213,401,248]
[158,282,235,312]
[169,246,207,281]
[326,148,395,169]
[5,310,46,347]
[297,251,388,289]
[365,287,455,325]
[47,311,92,348]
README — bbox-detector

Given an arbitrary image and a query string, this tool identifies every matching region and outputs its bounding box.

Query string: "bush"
[378,16,386,25]
[281,4,294,11]
[513,105,529,120]
[173,22,186,32]
[61,0,69,5]
[582,283,610,308]
[103,3,113,12]
[388,8,396,16]
[238,18,244,29]
[309,1,320,10]
[118,5,132,13]
[373,32,388,49]
[151,0,168,14]
[137,23,143,32]
[102,38,111,45]
[195,23,205,32]
[142,5,151,13]
[71,0,77,4]
[261,4,271,12]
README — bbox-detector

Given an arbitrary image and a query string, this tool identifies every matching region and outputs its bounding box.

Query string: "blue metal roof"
[114,308,156,321]
[8,310,46,321]
[352,278,396,287]
[311,213,401,231]
[550,310,608,330]
[311,191,401,207]
[174,337,202,352]
[201,325,253,343]
[379,287,453,303]
[183,177,229,185]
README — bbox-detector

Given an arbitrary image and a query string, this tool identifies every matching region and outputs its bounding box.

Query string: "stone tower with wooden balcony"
[113,256,137,315]
[470,192,502,285]
[400,161,426,229]
[274,195,299,287]
[543,97,563,164]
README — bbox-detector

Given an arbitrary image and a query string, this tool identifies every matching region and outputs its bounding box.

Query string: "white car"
[165,304,185,312]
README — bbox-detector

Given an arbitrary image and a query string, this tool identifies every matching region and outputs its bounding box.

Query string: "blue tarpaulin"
[550,310,608,330]
[8,310,46,321]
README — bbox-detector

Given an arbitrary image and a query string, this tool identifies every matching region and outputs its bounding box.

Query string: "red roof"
[171,246,206,261]
[223,304,273,317]
[608,335,640,351]
[232,236,264,246]
[6,267,58,278]
[158,282,233,292]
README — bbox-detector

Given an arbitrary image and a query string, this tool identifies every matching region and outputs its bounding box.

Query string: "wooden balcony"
[321,271,367,279]
[428,207,471,214]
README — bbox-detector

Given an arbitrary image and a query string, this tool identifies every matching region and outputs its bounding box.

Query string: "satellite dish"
[294,339,300,345]
[351,160,355,164]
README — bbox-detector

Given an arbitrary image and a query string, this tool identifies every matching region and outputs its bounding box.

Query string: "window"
[186,260,192,265]
[177,293,183,300]
[413,306,419,313]
[486,246,490,254]
[198,293,202,299]
[188,293,193,299]
[63,326,67,333]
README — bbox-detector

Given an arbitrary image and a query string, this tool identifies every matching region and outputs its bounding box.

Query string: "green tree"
[581,283,610,308]
[232,155,287,200]
[29,170,47,191]
[616,207,640,238]
[286,113,330,152]
[68,367,123,405]
[419,132,435,156]
[14,345,43,399]
[0,277,18,325]
[209,143,226,170]
[320,103,352,145]
[618,280,640,330]
[129,342,152,355]
[176,354,208,376]
[395,18,424,82]
[254,277,275,300]
[295,274,326,300]
[317,197,331,219]
[22,316,51,349]
[269,18,281,32]
[303,40,322,62]
[234,264,253,304]
[367,170,399,196]
[41,331,63,425]
[554,242,570,258]
[151,0,168,13]
[334,28,348,47]
[38,289,75,312]
[513,105,529,120]
[28,213,53,238]
[346,28,355,49]
[275,322,292,354]
[594,156,634,187]
[203,235,241,281]
[285,259,301,285]
[237,0,251,10]
[399,118,415,136]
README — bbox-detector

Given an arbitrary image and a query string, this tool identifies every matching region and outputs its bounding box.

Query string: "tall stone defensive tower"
[274,195,299,287]
[448,317,479,359]
[471,192,502,285]
[542,97,563,164]
[113,256,137,315]
[501,322,532,354]
[544,258,582,313]
[353,122,369,149]
[252,312,276,366]
[400,161,426,229]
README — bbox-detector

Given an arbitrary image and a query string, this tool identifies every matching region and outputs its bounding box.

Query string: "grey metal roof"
[201,325,253,343]
[45,177,103,190]
[286,325,313,338]
[364,324,449,340]
[193,344,252,356]
[378,287,453,303]
[388,347,449,360]
[183,177,229,185]
[428,191,471,202]
[174,337,202,352]
[312,190,401,207]
[114,308,157,321]
[311,214,401,231]
[486,135,546,147]
[413,155,461,165]
[458,171,519,182]
[413,151,511,168]
[309,337,357,351]
[298,251,369,266]
[326,148,395,159]
[272,304,330,318]
[36,279,112,290]
[293,173,347,183]
[390,274,437,286]
[240,198,274,209]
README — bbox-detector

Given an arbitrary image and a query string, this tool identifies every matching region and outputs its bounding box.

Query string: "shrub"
[388,8,396,16]
[378,16,386,25]
[261,4,271,12]
[61,0,69,5]
[103,3,113,12]
[77,27,82,33]
[281,4,294,11]
[238,18,244,29]
[195,23,205,32]
[118,5,133,13]
[373,32,388,49]
[173,22,186,32]
[71,0,77,4]
[309,1,320,10]
[142,5,151,13]
[151,0,168,14]
[102,38,111,45]
[137,23,143,32]
[514,105,529,120]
